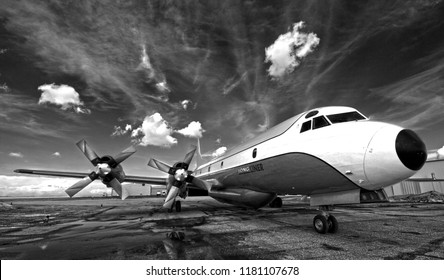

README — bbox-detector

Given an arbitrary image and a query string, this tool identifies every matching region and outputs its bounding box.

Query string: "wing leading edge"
[14,169,167,185]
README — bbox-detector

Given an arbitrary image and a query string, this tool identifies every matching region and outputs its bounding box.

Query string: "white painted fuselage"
[192,106,426,208]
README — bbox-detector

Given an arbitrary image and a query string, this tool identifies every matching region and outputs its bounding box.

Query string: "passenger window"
[221,161,224,168]
[313,116,330,130]
[208,166,211,172]
[252,148,257,158]
[300,120,311,133]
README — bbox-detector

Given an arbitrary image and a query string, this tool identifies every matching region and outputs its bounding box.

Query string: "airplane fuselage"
[192,106,426,208]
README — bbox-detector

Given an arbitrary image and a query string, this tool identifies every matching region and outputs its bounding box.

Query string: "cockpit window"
[300,120,311,133]
[313,116,330,130]
[327,111,366,124]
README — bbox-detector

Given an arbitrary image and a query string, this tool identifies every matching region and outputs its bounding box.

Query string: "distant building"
[384,149,444,196]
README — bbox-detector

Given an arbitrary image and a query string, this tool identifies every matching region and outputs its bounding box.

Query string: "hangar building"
[384,148,444,196]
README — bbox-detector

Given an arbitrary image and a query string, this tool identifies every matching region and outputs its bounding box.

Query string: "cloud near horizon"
[0,175,107,197]
[115,113,206,147]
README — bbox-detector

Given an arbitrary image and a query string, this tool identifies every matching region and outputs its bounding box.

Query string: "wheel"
[313,214,328,234]
[175,201,182,212]
[269,197,282,208]
[327,215,338,233]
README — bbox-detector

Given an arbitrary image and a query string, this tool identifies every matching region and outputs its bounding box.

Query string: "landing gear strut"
[269,197,282,208]
[313,206,338,234]
[175,201,182,212]
[167,201,182,213]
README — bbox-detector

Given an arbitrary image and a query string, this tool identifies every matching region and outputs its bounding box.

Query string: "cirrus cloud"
[9,152,24,158]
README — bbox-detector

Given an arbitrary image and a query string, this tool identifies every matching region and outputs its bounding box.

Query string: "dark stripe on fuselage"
[198,114,304,168]
[195,152,361,195]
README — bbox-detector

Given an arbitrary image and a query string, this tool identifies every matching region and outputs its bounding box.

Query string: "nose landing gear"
[313,206,338,234]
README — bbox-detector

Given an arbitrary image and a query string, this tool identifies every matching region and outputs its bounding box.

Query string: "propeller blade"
[148,158,173,174]
[107,178,129,200]
[163,186,180,209]
[76,139,100,166]
[183,146,197,167]
[112,146,136,166]
[65,172,98,197]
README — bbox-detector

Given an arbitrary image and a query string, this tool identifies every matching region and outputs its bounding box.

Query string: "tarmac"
[0,195,443,260]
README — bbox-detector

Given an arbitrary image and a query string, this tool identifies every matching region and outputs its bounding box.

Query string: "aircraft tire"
[327,215,338,233]
[175,201,182,212]
[313,214,329,234]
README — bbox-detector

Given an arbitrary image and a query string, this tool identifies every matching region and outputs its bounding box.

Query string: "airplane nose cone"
[395,129,427,171]
[363,125,427,190]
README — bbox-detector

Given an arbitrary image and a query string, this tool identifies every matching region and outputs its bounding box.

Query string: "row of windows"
[197,148,258,175]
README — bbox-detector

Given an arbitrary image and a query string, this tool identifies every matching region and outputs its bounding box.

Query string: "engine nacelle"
[101,163,126,185]
[208,187,276,209]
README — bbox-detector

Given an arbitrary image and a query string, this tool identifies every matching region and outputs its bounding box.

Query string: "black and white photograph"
[1,0,443,277]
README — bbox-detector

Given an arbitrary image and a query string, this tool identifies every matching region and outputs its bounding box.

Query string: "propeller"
[147,146,197,210]
[65,139,136,200]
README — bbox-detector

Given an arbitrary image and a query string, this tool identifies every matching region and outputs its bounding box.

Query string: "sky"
[1,0,444,197]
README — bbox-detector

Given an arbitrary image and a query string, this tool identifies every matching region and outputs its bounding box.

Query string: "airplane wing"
[14,169,167,185]
[406,177,444,182]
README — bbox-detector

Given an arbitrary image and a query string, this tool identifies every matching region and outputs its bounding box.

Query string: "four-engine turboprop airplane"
[15,106,427,234]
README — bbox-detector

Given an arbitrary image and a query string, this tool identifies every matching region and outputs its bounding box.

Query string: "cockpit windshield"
[327,111,366,124]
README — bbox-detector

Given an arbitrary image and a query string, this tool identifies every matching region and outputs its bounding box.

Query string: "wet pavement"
[0,196,443,260]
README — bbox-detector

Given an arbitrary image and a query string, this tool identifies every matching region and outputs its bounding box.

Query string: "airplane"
[15,106,427,234]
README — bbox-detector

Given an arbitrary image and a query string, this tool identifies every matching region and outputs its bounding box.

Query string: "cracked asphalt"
[0,196,443,260]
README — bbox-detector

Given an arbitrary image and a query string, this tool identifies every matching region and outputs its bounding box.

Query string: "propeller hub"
[97,163,111,176]
[174,169,188,182]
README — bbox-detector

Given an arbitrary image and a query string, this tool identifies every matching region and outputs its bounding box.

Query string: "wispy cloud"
[370,64,444,130]
[9,152,23,158]
[0,92,84,140]
[0,83,10,92]
[222,72,247,95]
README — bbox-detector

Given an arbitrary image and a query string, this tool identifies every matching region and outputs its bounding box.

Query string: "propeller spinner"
[65,139,136,200]
[147,146,197,210]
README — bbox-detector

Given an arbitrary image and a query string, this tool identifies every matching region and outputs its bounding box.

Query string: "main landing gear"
[167,201,182,213]
[313,206,338,234]
[269,197,282,208]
